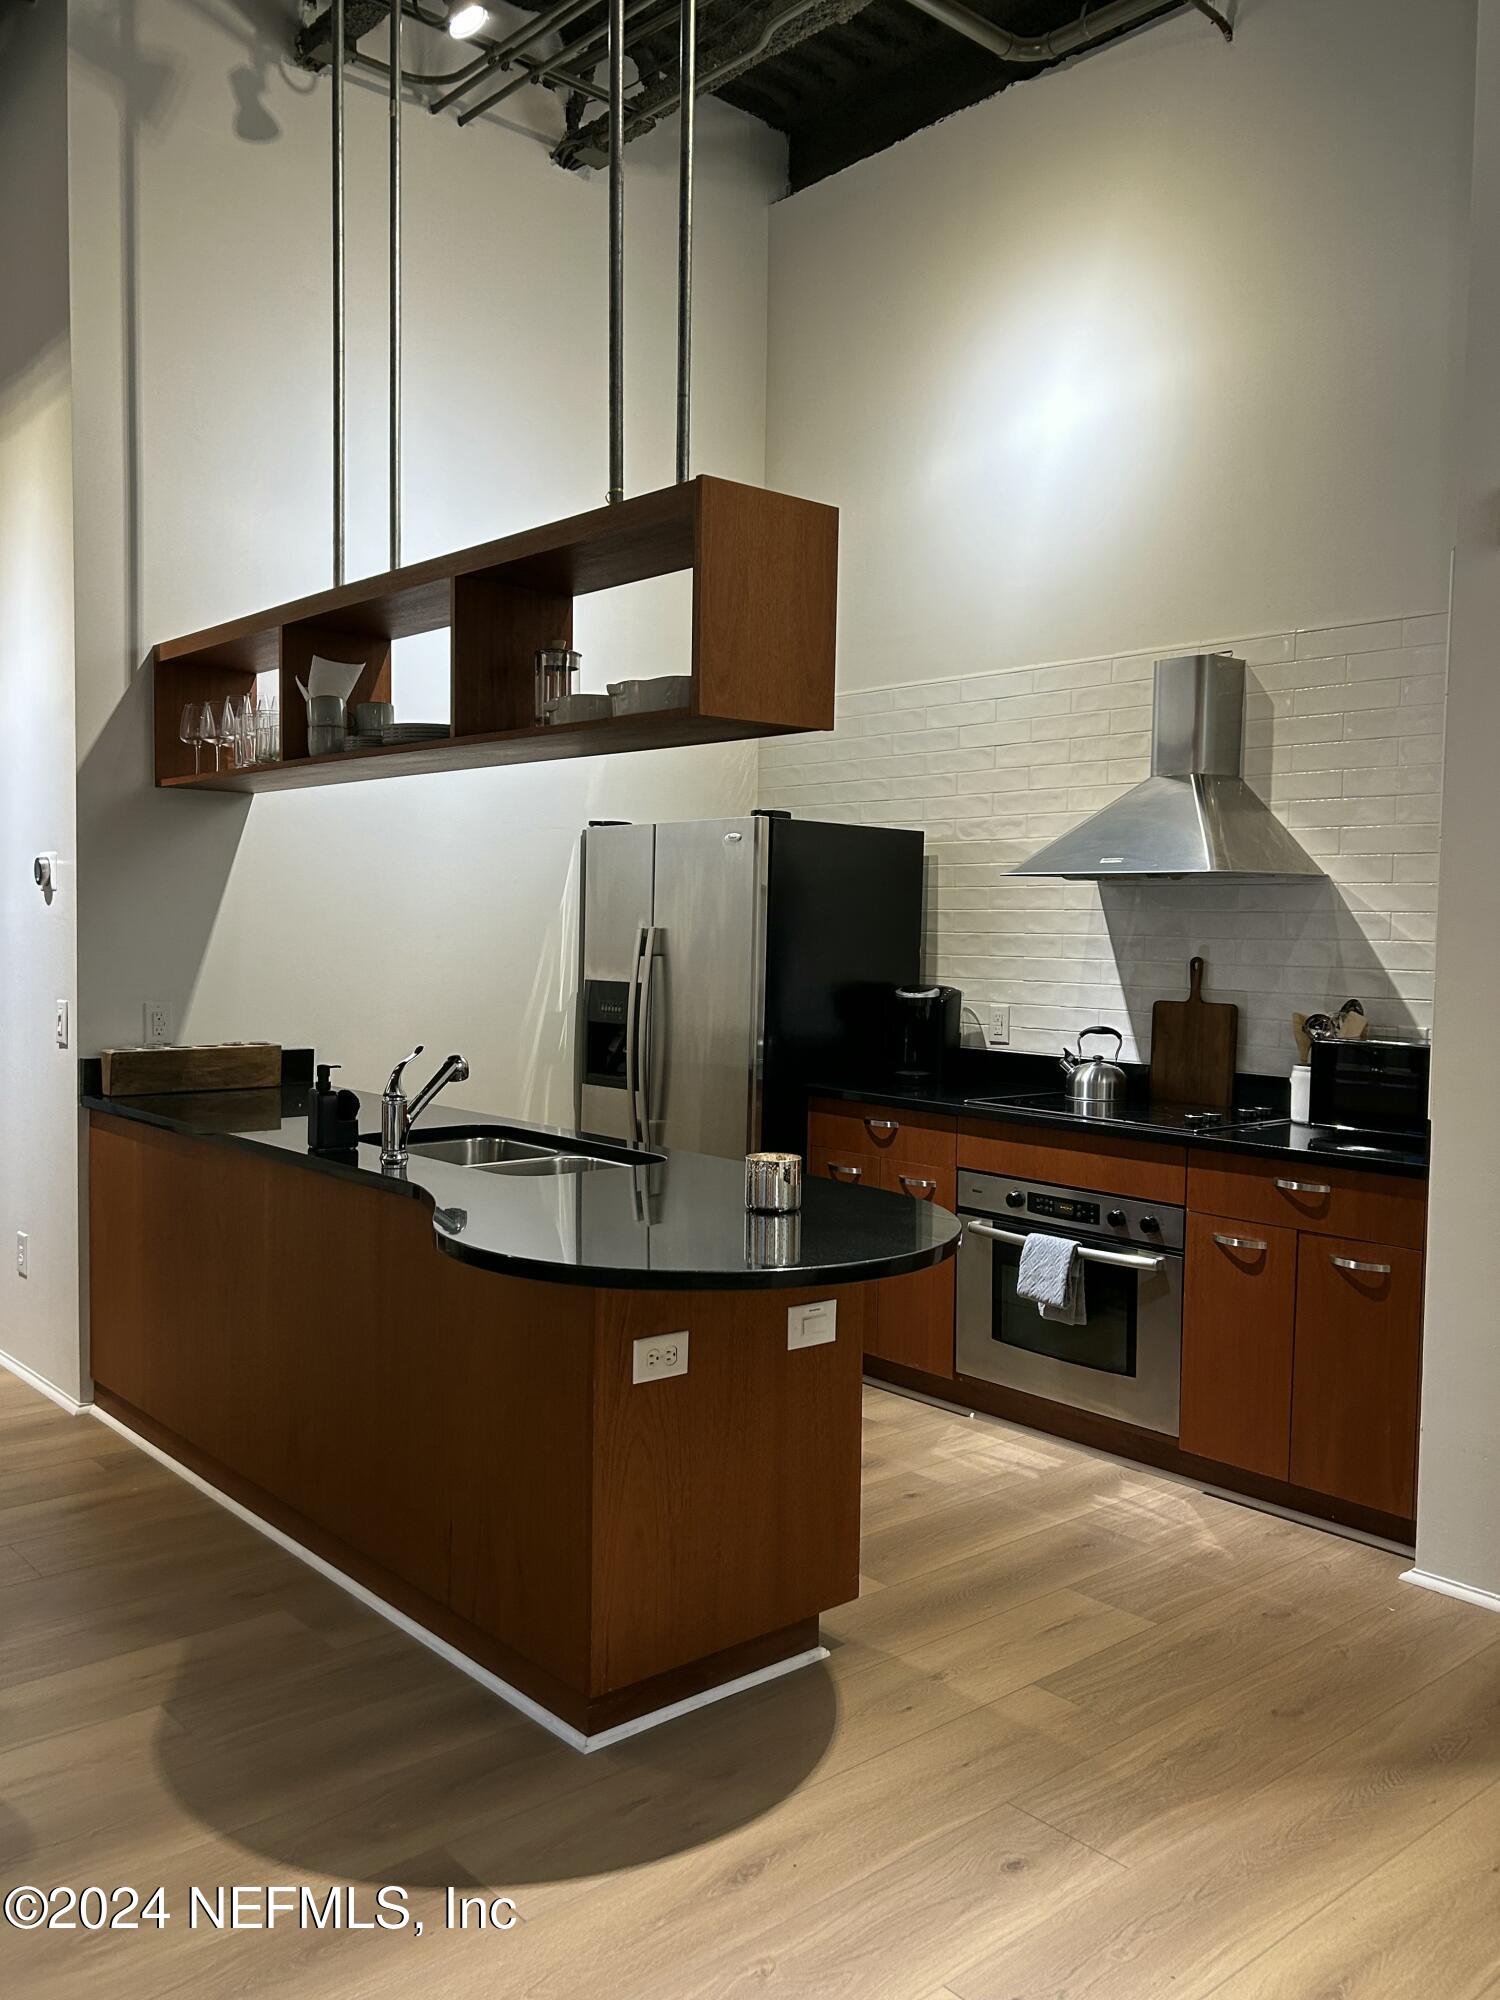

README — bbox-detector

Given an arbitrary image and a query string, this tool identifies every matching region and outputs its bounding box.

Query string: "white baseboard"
[1400,1566,1500,1615]
[91,1401,827,1753]
[0,1345,89,1417]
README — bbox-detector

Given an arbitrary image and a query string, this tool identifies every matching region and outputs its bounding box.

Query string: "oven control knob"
[1107,1209,1127,1227]
[1140,1215,1161,1233]
[1005,1190,1025,1208]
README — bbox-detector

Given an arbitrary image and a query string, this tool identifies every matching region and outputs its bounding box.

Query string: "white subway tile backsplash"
[1296,619,1405,657]
[770,615,1446,1066]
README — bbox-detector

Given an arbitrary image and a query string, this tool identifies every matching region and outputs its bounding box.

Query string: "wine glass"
[179,703,204,774]
[220,698,239,771]
[201,702,220,772]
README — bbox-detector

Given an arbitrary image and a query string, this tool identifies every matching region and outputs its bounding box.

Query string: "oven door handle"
[963,1218,1167,1273]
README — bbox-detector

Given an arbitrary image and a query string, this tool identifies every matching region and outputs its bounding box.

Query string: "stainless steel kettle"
[1060,1025,1126,1114]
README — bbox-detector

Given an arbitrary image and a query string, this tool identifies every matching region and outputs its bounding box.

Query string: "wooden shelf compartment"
[154,476,838,792]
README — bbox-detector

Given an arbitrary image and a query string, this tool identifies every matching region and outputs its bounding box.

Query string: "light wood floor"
[3,1368,1500,1999]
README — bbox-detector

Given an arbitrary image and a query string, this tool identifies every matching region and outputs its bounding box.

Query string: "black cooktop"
[965,1091,1283,1135]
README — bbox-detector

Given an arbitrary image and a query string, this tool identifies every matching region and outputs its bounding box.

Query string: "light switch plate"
[787,1299,837,1350]
[55,1000,69,1049]
[632,1330,689,1384]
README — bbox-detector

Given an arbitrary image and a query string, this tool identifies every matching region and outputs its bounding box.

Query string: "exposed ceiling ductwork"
[295,0,1231,192]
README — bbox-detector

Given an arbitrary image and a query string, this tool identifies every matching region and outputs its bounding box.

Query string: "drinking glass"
[238,693,257,770]
[179,703,204,774]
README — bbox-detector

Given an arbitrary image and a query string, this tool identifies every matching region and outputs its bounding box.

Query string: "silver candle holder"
[744,1150,803,1214]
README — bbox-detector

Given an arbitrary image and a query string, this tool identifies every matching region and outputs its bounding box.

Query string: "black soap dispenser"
[307,1064,361,1156]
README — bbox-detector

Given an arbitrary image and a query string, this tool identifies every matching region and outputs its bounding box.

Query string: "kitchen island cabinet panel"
[87,1110,880,1738]
[590,1287,863,1693]
[1290,1236,1424,1519]
[1180,1213,1297,1481]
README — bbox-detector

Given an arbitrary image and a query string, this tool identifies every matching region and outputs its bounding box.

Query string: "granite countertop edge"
[83,1087,961,1291]
[805,1079,1431,1180]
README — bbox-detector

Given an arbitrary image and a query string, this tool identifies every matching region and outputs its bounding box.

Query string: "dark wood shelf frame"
[154,477,838,792]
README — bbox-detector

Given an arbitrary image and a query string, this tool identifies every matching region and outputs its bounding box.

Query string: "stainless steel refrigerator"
[577,815,924,1160]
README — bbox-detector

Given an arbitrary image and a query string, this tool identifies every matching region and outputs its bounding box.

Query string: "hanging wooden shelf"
[153,476,838,793]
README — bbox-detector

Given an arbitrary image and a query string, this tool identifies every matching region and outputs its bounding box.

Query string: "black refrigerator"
[576,814,924,1159]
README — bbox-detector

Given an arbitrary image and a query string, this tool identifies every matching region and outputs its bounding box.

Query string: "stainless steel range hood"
[1009,653,1325,883]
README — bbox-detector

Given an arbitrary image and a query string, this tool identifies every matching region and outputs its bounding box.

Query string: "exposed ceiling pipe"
[556,0,834,169]
[897,0,1230,65]
[426,0,598,114]
[455,0,668,127]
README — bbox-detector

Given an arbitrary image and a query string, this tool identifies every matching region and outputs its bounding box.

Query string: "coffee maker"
[891,985,961,1082]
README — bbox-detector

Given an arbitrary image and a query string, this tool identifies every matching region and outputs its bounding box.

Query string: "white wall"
[767,0,1473,687]
[760,0,1472,1077]
[1414,2,1500,1601]
[0,0,83,1400]
[68,0,782,1124]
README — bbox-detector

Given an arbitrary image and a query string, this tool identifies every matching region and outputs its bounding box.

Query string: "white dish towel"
[1016,1232,1087,1326]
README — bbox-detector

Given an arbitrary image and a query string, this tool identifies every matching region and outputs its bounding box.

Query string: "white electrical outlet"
[15,1233,27,1280]
[632,1330,689,1384]
[787,1299,837,1350]
[987,1004,1011,1049]
[143,1000,172,1047]
[55,999,69,1049]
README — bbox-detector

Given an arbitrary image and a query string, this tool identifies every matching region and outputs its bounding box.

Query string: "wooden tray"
[99,1043,282,1096]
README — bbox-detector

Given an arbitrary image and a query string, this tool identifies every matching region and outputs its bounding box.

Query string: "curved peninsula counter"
[83,1083,960,1749]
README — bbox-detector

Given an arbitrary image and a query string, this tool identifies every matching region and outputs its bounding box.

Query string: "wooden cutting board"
[1150,957,1238,1108]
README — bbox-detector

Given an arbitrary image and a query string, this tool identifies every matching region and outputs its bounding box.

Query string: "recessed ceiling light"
[447,2,489,39]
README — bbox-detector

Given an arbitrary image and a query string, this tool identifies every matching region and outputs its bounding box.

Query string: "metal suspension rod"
[607,0,625,504]
[674,0,695,484]
[332,0,346,584]
[389,0,402,569]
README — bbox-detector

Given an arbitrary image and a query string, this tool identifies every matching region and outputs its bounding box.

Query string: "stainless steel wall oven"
[956,1169,1185,1435]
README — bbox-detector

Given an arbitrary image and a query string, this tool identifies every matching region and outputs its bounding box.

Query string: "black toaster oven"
[1308,1036,1431,1138]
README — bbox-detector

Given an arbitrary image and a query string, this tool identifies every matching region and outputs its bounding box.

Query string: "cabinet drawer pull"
[898,1175,938,1195]
[1331,1255,1392,1276]
[1213,1233,1268,1252]
[1274,1177,1332,1196]
[829,1162,864,1181]
[864,1118,900,1134]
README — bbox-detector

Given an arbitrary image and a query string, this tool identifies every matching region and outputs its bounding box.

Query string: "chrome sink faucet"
[381,1045,470,1167]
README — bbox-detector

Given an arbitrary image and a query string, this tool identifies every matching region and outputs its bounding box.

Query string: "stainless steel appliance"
[1059,1026,1126,1115]
[577,815,924,1159]
[1308,1035,1431,1139]
[892,985,961,1081]
[956,1167,1185,1433]
[1010,653,1325,882]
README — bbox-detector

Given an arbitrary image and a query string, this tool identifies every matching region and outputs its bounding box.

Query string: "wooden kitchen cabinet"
[1290,1235,1424,1518]
[807,1103,957,1379]
[1180,1212,1298,1480]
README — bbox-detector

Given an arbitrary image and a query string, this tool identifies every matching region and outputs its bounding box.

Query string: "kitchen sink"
[397,1129,629,1175]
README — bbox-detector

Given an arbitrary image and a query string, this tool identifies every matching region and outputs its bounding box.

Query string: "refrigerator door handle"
[624,924,646,1145]
[637,925,662,1145]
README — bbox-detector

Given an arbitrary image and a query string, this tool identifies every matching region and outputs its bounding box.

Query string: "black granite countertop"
[82,1083,961,1290]
[808,1076,1430,1179]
